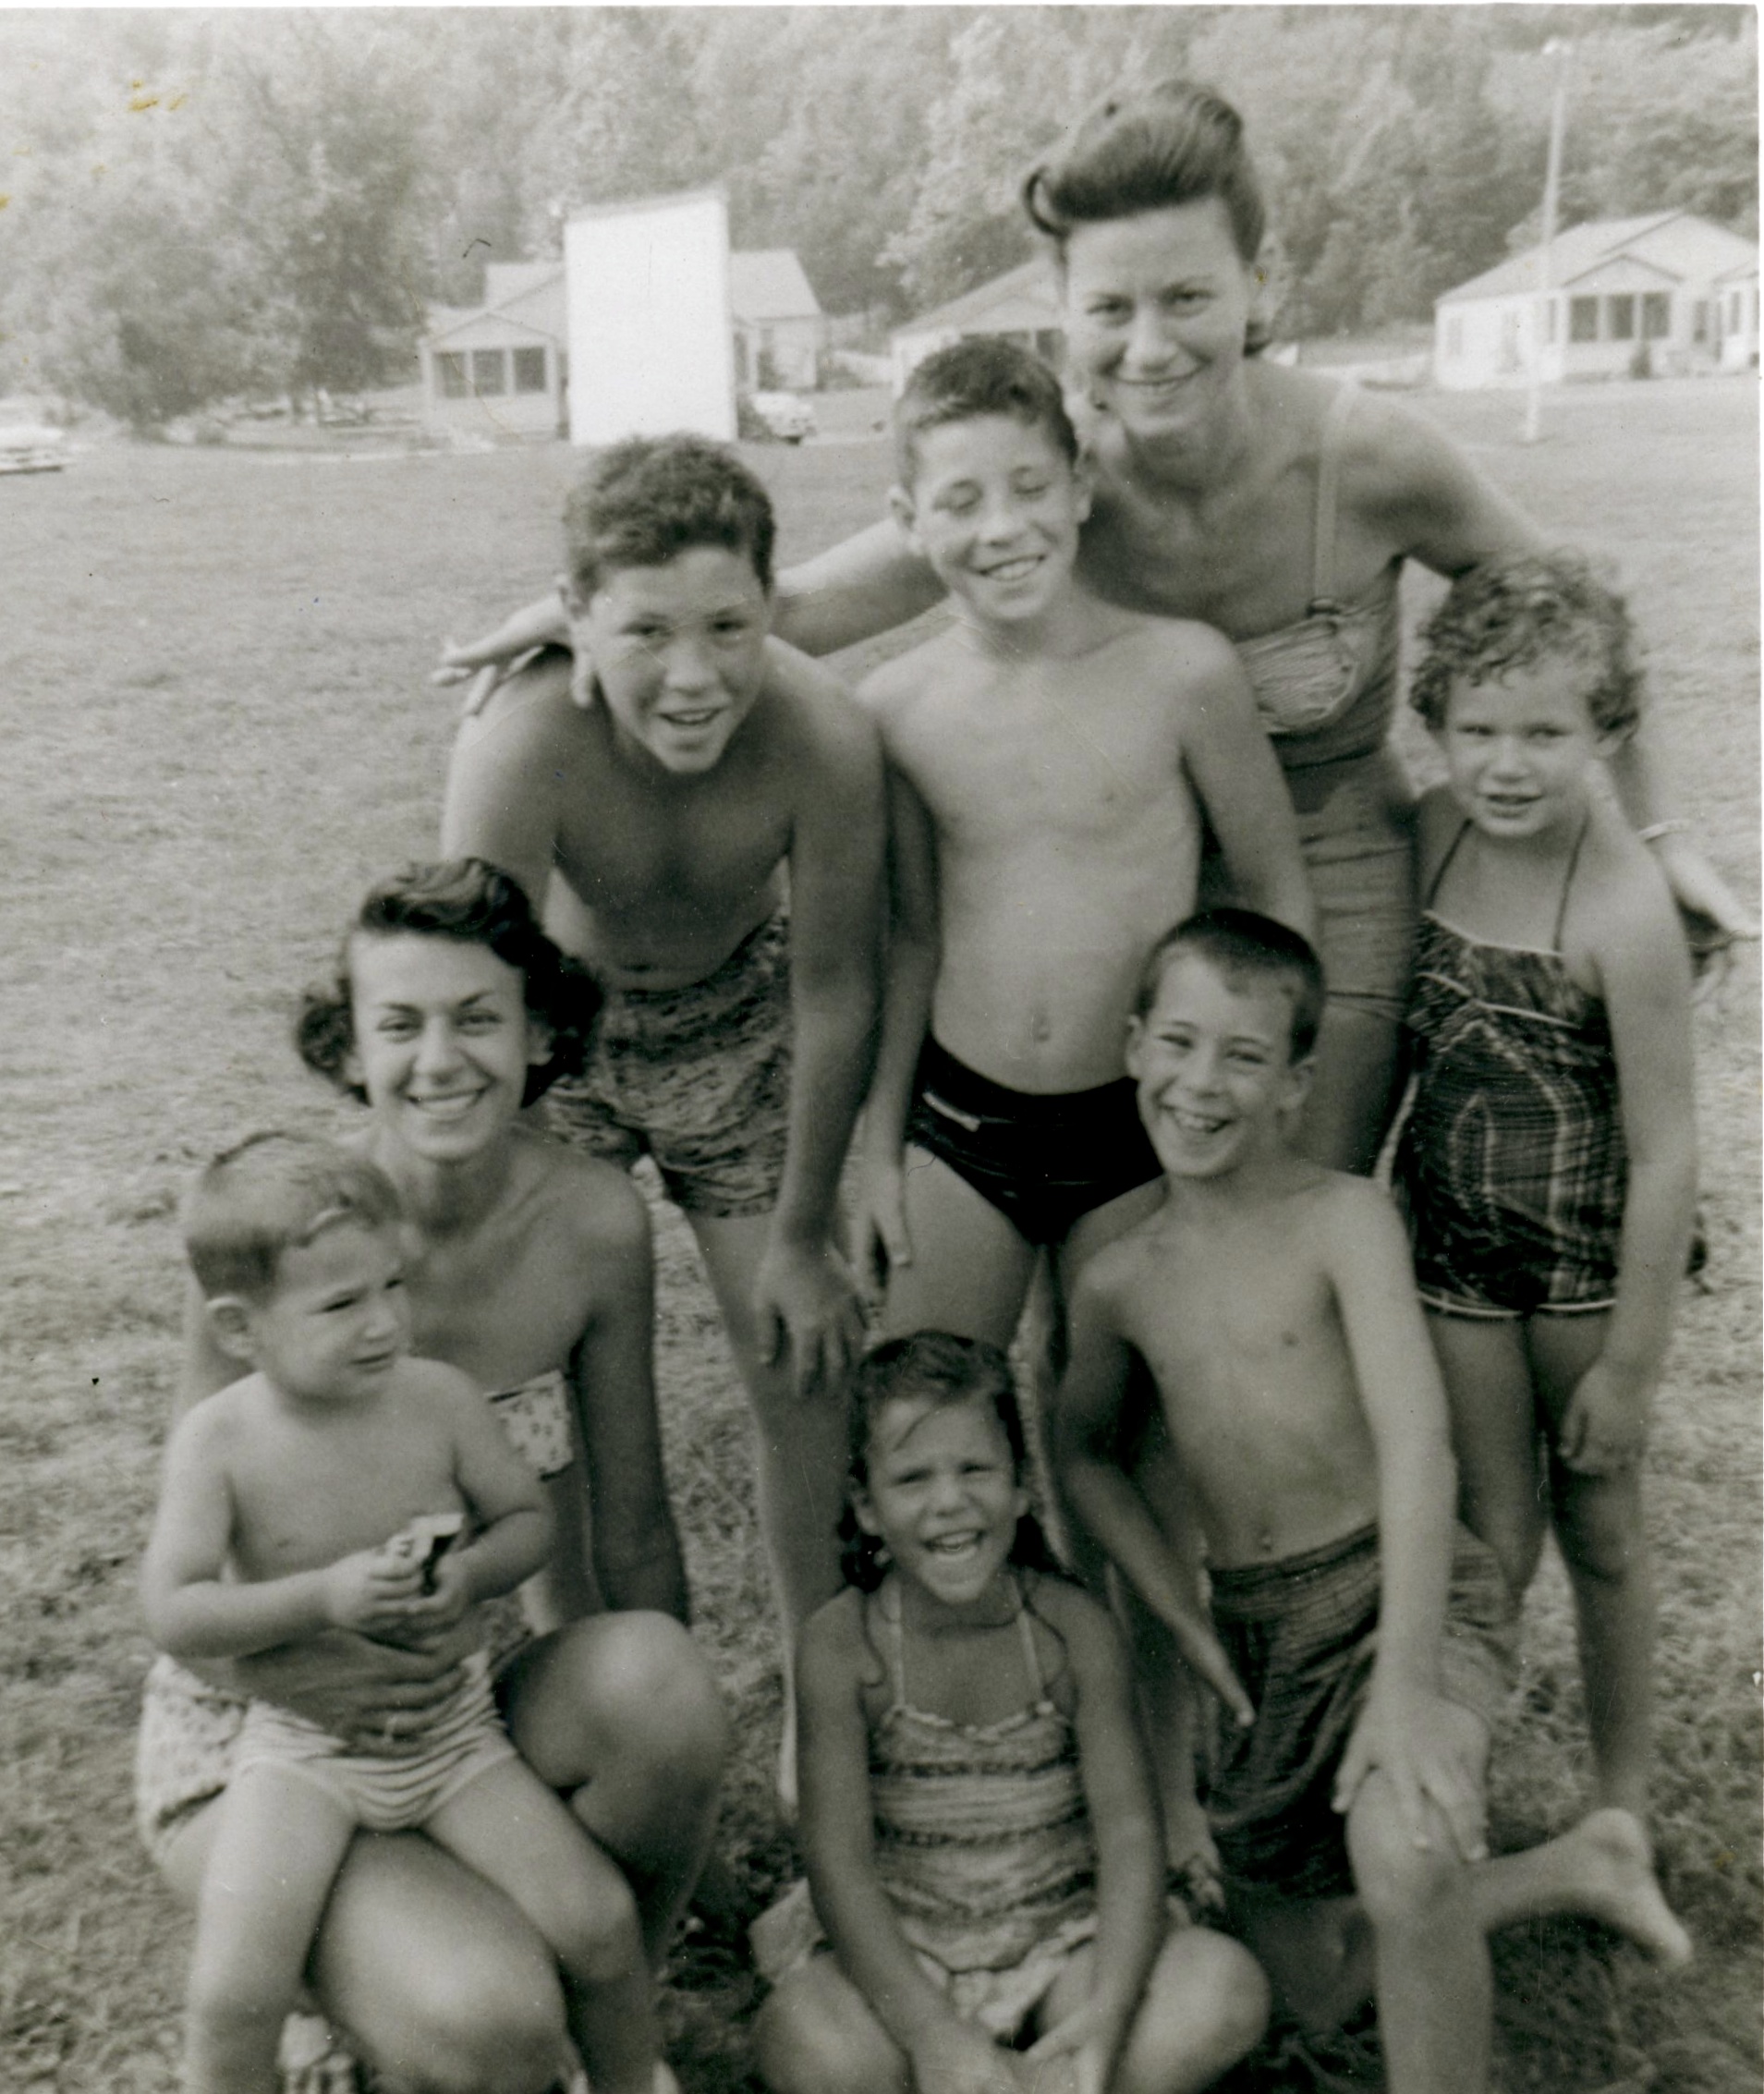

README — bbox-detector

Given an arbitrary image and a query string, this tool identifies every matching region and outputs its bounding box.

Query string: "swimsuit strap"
[1012,1575,1048,1702]
[1552,815,1593,950]
[1309,383,1359,609]
[878,1586,910,1711]
[1425,817,1474,909]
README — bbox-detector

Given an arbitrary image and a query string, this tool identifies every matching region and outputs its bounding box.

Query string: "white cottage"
[889,259,1065,395]
[420,262,567,438]
[729,250,825,393]
[1434,211,1758,390]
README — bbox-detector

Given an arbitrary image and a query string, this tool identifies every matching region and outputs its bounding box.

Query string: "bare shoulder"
[1105,603,1246,702]
[1027,1577,1130,1709]
[1308,1167,1411,1268]
[1027,1573,1120,1654]
[797,1584,870,1688]
[761,637,879,762]
[393,1354,486,1420]
[855,627,960,729]
[1414,784,1465,885]
[1569,803,1686,972]
[171,1375,260,1456]
[1329,384,1534,559]
[514,1126,650,1260]
[453,648,580,764]
[1072,1215,1160,1311]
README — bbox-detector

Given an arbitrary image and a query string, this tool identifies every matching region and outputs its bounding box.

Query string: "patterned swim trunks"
[545,910,790,1218]
[1206,1521,1515,1903]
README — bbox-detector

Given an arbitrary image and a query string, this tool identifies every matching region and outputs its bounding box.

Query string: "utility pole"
[1524,38,1569,444]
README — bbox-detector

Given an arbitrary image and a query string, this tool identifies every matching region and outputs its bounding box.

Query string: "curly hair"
[1408,551,1643,738]
[837,1331,1065,1595]
[297,859,598,1109]
[562,432,775,599]
[184,1130,403,1302]
[894,335,1078,485]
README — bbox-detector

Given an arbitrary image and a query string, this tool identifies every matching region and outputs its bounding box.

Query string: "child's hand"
[386,1544,475,1634]
[858,1154,914,1297]
[320,1546,426,1632]
[1333,1681,1487,1863]
[1022,1993,1129,2094]
[1559,1357,1650,1475]
[908,2017,1023,2094]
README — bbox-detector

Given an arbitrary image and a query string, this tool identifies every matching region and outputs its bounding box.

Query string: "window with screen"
[471,350,507,396]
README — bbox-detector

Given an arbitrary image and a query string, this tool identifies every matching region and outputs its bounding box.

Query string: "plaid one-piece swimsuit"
[1396,816,1624,1318]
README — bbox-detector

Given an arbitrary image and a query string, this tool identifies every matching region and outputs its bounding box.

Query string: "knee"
[585,1613,730,1791]
[385,1987,564,2094]
[551,1867,647,1988]
[1120,1929,1271,2094]
[1551,1490,1642,1587]
[752,1971,905,2094]
[1346,1781,1469,1932]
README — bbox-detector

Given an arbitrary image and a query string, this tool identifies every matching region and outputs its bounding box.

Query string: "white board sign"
[565,188,735,445]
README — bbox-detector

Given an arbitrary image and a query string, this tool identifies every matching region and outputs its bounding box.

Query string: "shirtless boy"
[443,435,884,1676]
[1057,910,1693,2093]
[858,337,1312,1342]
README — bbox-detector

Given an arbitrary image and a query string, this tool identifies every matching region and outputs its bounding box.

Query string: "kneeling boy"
[1057,910,1688,2093]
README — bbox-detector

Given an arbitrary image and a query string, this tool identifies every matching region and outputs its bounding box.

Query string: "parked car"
[740,390,817,444]
[0,422,69,473]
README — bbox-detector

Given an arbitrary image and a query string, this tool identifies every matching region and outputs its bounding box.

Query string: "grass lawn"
[1,378,1757,2094]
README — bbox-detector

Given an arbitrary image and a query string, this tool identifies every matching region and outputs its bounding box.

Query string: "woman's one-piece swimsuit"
[1081,381,1413,1020]
[1396,818,1624,1318]
[750,1576,1099,2041]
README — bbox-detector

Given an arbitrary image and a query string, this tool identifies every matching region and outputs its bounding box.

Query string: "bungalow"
[889,258,1064,395]
[420,262,567,439]
[1434,211,1758,390]
[730,250,825,393]
[420,247,828,435]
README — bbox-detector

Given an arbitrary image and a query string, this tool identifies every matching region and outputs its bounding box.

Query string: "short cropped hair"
[184,1131,403,1303]
[562,433,775,599]
[1135,907,1326,1063]
[838,1331,1064,1594]
[1022,79,1271,355]
[1407,551,1643,738]
[894,335,1079,484]
[298,859,597,1108]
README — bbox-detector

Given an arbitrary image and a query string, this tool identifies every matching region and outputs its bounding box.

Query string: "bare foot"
[1569,1808,1693,1967]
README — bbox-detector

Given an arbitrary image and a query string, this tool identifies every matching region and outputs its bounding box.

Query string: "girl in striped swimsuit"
[752,1332,1269,2094]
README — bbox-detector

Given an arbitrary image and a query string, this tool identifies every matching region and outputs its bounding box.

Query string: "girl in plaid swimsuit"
[1396,555,1696,1928]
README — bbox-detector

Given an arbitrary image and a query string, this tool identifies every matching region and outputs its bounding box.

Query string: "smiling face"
[1438,658,1613,844]
[344,931,551,1165]
[1127,950,1310,1181]
[854,1394,1029,1612]
[892,414,1089,629]
[234,1220,410,1406]
[564,545,772,775]
[1062,198,1261,444]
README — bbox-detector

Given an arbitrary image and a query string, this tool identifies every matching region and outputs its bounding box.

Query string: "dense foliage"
[0,6,1753,426]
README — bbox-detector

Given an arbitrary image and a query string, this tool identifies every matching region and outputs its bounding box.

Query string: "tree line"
[0,6,1753,430]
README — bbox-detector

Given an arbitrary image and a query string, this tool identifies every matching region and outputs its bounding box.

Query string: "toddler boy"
[142,1133,665,2094]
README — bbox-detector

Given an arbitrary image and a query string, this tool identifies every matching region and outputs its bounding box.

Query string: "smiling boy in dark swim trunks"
[856,339,1310,1338]
[1057,909,1691,2094]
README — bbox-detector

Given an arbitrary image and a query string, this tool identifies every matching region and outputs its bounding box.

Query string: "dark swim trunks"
[904,1036,1162,1248]
[1207,1522,1515,1903]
